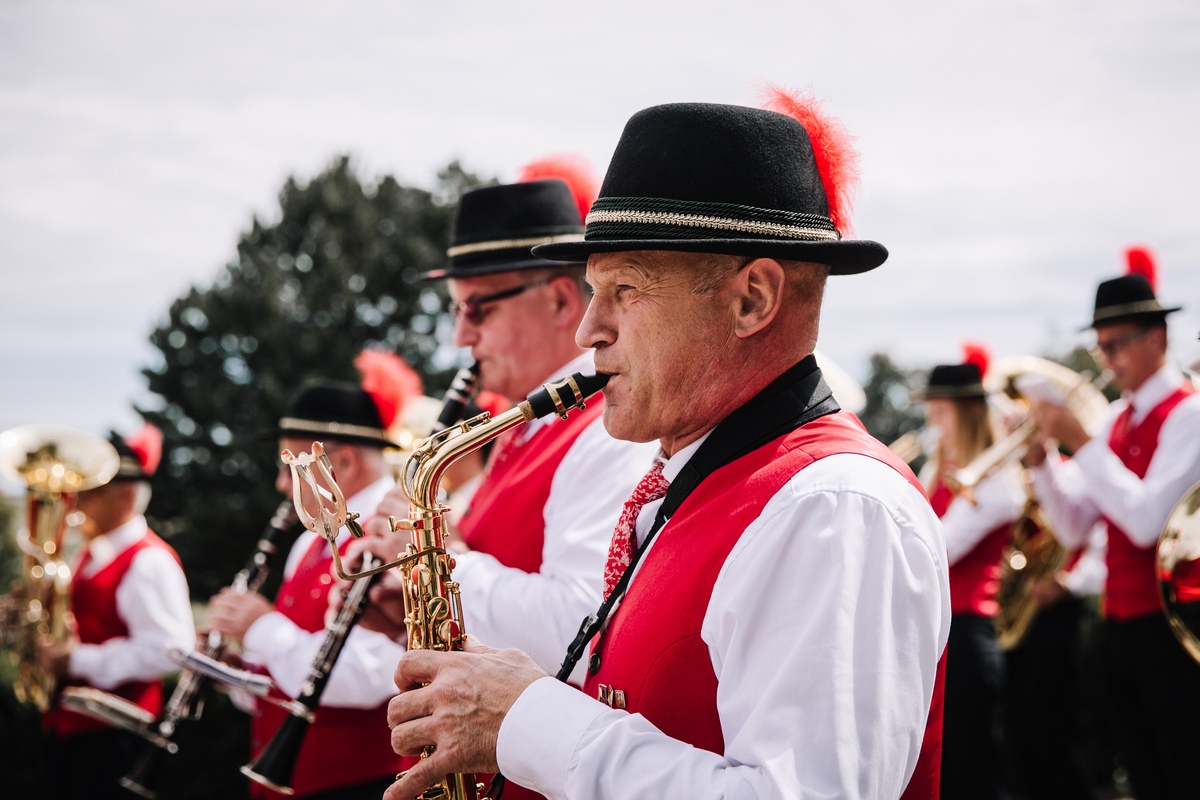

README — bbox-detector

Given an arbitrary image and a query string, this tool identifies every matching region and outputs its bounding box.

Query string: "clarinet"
[120,500,299,800]
[432,362,481,433]
[240,554,383,795]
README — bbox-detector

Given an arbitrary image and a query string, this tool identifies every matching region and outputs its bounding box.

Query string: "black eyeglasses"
[449,278,551,325]
[1092,327,1153,359]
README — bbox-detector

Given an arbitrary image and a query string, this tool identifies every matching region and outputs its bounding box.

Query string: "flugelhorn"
[111,500,298,799]
[1157,479,1200,665]
[0,425,120,711]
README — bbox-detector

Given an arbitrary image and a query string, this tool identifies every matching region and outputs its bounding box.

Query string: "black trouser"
[1102,614,1200,800]
[47,729,144,800]
[942,613,1007,800]
[1003,596,1096,800]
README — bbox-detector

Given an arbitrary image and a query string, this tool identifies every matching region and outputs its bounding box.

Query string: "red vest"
[251,535,405,798]
[1104,383,1196,621]
[929,479,1011,616]
[584,412,945,799]
[44,528,178,738]
[456,400,604,800]
[458,397,604,571]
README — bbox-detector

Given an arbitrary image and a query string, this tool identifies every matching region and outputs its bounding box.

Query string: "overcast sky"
[2,0,1198,442]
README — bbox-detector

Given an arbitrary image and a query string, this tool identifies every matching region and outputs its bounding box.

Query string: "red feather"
[125,423,163,475]
[961,340,991,380]
[355,349,424,429]
[474,390,511,420]
[518,154,600,221]
[760,84,861,234]
[1124,245,1157,291]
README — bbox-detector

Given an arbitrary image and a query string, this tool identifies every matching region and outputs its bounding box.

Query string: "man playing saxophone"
[38,425,194,800]
[1025,247,1200,800]
[206,352,417,800]
[383,95,950,800]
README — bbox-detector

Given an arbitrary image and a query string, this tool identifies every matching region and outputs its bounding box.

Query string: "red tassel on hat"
[518,155,600,221]
[760,84,861,235]
[961,341,991,379]
[355,349,423,430]
[1124,245,1157,292]
[126,424,163,476]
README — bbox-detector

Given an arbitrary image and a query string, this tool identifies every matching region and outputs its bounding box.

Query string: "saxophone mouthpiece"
[524,372,610,421]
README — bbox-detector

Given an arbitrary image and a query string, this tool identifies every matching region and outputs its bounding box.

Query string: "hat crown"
[452,180,583,247]
[597,103,829,219]
[278,382,390,447]
[921,363,986,399]
[1089,272,1180,328]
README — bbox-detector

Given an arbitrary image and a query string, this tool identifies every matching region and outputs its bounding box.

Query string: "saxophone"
[288,371,607,800]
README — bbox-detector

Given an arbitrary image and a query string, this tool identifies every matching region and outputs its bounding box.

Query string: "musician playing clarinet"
[1026,247,1200,800]
[207,352,419,800]
[382,95,950,800]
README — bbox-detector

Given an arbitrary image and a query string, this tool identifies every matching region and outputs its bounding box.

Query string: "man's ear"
[548,276,583,328]
[731,258,785,339]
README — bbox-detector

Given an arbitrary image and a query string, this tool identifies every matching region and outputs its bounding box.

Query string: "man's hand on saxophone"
[384,637,545,800]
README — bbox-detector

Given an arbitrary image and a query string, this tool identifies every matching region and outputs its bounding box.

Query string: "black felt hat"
[108,425,162,482]
[424,180,585,280]
[1086,274,1182,330]
[914,364,987,401]
[533,102,887,274]
[276,383,393,448]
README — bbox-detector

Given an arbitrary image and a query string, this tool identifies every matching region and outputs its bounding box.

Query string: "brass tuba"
[0,425,120,710]
[953,358,1110,650]
[1156,479,1200,665]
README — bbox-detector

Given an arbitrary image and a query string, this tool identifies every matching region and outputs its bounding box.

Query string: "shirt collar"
[82,514,148,573]
[660,430,712,485]
[1127,362,1186,423]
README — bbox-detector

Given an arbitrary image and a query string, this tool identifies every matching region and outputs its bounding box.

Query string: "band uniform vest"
[43,528,178,738]
[458,397,604,572]
[929,479,1011,617]
[584,412,946,799]
[251,534,404,798]
[1104,383,1196,621]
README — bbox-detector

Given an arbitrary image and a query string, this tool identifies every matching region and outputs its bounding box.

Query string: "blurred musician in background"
[362,165,658,700]
[38,425,194,800]
[914,345,1022,800]
[1026,247,1200,800]
[207,352,417,800]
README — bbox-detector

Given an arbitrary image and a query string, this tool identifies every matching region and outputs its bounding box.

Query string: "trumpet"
[0,425,119,710]
[946,357,1111,495]
[287,372,606,800]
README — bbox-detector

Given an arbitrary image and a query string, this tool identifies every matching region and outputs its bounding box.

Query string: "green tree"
[140,158,492,601]
[858,351,925,448]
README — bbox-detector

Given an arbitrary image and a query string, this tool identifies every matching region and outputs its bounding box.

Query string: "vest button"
[1129,446,1141,457]
[588,653,601,675]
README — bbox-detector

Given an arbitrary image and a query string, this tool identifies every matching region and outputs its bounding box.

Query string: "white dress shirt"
[69,515,195,689]
[242,475,407,708]
[496,434,951,800]
[452,351,660,678]
[1031,362,1200,549]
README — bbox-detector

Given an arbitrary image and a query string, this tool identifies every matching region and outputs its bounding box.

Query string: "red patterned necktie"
[603,461,669,601]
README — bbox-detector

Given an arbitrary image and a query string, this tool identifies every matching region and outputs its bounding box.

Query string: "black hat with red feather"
[1085,245,1182,330]
[425,155,600,280]
[914,342,990,400]
[109,424,163,482]
[534,89,886,274]
[277,350,422,448]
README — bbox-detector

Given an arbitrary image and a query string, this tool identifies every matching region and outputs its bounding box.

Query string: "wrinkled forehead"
[585,250,691,282]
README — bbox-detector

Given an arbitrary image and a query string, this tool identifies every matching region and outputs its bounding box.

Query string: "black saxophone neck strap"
[555,354,840,682]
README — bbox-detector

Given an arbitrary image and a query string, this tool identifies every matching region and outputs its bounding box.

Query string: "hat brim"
[270,426,395,449]
[1081,306,1182,332]
[533,237,887,275]
[423,255,586,281]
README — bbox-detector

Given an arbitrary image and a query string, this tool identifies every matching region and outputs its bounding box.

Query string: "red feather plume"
[518,154,600,221]
[125,423,163,476]
[961,340,991,380]
[760,84,861,234]
[355,349,424,430]
[1124,245,1157,292]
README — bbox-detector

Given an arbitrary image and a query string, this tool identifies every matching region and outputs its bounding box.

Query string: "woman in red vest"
[1027,248,1200,800]
[916,345,1024,800]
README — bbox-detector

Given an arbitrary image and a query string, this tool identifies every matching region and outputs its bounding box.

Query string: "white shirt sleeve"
[69,548,195,689]
[497,454,951,800]
[940,463,1027,565]
[1067,394,1200,547]
[1029,451,1103,551]
[453,418,658,678]
[242,609,406,708]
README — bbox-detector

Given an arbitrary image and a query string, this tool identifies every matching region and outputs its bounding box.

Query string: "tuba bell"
[1156,479,1200,664]
[0,425,120,710]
